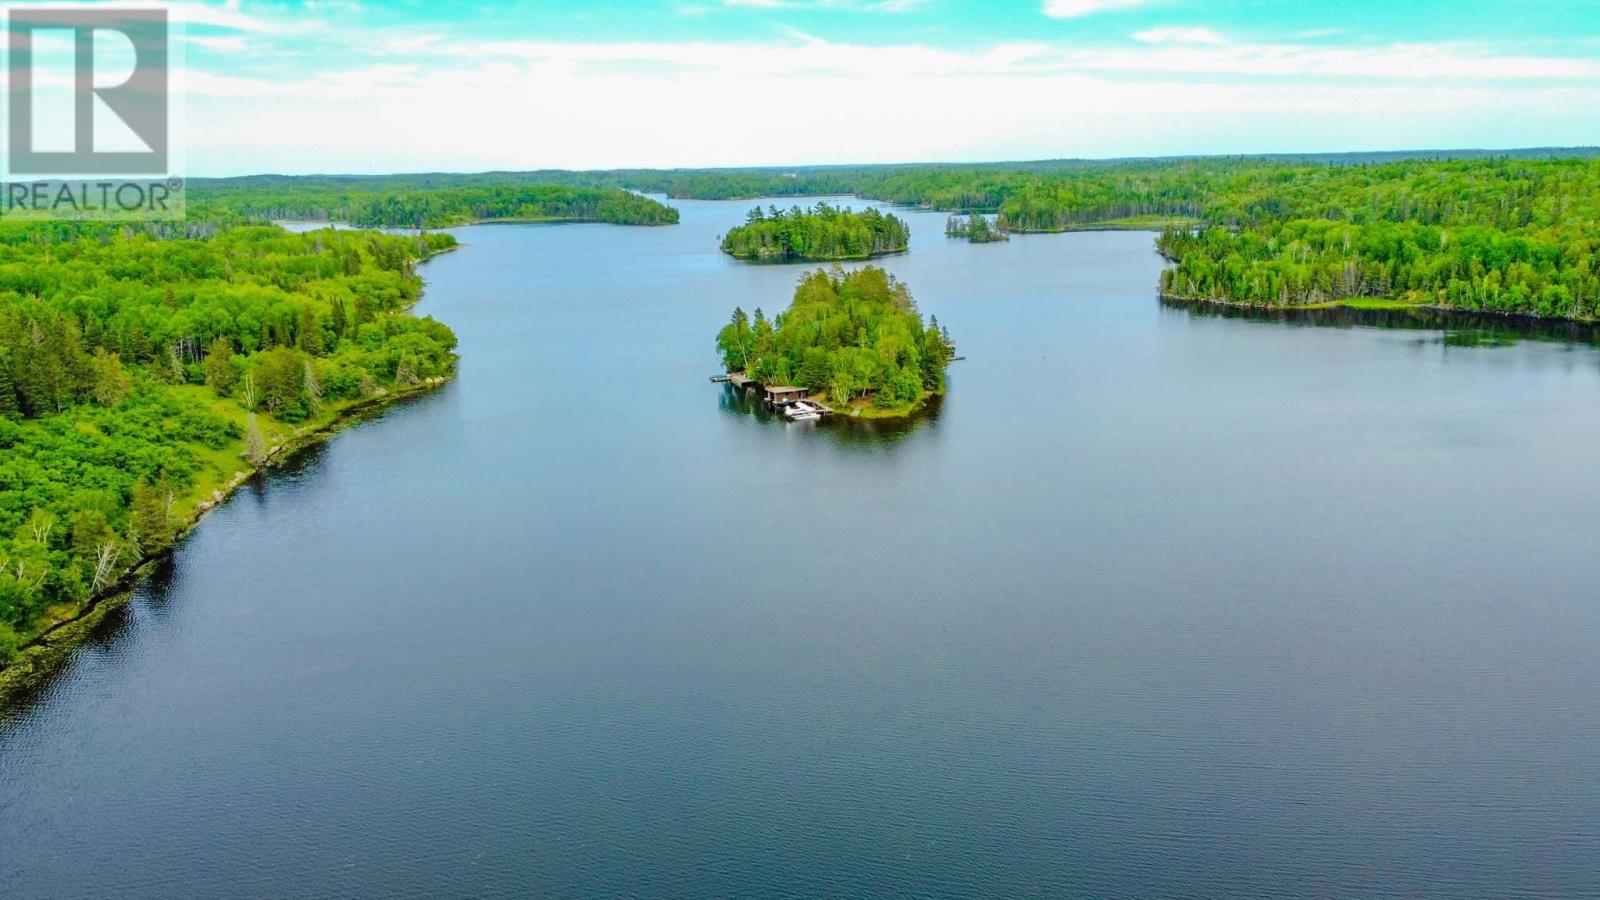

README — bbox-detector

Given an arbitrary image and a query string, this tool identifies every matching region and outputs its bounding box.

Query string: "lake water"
[2,199,1597,898]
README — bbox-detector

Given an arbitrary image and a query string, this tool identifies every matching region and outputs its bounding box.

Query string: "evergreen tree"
[0,360,19,419]
[129,479,173,555]
[715,307,753,372]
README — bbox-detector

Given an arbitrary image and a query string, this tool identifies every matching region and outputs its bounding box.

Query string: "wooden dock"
[718,372,833,416]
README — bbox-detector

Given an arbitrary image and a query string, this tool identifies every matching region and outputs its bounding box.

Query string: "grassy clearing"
[816,390,936,420]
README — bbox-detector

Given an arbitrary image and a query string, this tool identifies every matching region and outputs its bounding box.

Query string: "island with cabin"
[715,266,954,419]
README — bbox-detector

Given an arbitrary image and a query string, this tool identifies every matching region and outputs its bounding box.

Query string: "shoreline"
[721,246,909,264]
[0,243,463,712]
[279,216,677,230]
[821,389,942,421]
[1006,220,1197,235]
[461,217,677,227]
[0,374,456,713]
[1160,291,1600,330]
[726,383,942,422]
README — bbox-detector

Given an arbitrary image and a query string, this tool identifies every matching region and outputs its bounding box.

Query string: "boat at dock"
[719,372,833,419]
[782,400,823,421]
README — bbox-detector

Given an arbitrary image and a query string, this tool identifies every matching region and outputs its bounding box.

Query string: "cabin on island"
[762,385,810,405]
[725,374,817,406]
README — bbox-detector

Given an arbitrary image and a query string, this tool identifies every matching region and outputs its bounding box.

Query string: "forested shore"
[642,154,1600,320]
[0,175,677,682]
[0,223,460,668]
[194,154,1600,319]
[190,178,679,228]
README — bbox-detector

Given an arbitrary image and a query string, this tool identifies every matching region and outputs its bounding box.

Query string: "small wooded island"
[945,212,1009,243]
[716,266,954,418]
[720,203,909,262]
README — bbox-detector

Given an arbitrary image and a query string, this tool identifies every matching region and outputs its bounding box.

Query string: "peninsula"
[0,222,459,675]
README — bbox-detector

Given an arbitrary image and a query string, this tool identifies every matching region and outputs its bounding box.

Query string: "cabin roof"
[765,385,806,392]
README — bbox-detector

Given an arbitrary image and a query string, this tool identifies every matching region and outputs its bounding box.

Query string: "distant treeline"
[555,146,1600,200]
[189,178,679,228]
[721,203,909,262]
[584,152,1600,320]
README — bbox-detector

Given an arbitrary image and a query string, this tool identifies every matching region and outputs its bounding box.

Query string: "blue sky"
[99,0,1600,173]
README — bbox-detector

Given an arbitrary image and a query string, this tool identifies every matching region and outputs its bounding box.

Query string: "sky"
[27,0,1600,175]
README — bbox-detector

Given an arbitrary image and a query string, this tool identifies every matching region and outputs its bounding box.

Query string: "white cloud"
[173,31,1600,174]
[1061,40,1600,80]
[281,33,1600,83]
[1133,26,1226,45]
[183,34,249,52]
[716,0,922,10]
[186,58,1600,175]
[0,0,333,36]
[1042,0,1151,19]
[170,0,319,35]
[7,0,1593,175]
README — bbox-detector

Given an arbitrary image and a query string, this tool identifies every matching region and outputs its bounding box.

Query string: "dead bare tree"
[244,413,268,467]
[92,540,121,592]
[304,361,323,413]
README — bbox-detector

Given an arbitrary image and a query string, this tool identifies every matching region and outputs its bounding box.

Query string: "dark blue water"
[2,199,1597,898]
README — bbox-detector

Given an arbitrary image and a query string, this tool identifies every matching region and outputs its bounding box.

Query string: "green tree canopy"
[721,204,909,262]
[719,266,953,409]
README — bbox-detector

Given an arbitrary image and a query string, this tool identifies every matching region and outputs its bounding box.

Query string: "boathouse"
[762,385,810,405]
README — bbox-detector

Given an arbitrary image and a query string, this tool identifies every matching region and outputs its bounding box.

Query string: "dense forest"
[0,222,458,662]
[1152,159,1600,315]
[189,178,678,228]
[635,154,1600,319]
[543,147,1600,200]
[716,266,953,412]
[721,204,910,262]
[945,212,1008,243]
[197,154,1600,316]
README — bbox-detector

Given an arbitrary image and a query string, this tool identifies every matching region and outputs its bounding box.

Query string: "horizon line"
[186,145,1600,182]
